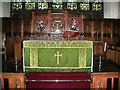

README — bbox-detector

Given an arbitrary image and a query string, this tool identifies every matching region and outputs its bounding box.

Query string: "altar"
[23,40,93,72]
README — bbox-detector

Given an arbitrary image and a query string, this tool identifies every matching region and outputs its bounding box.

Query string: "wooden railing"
[91,72,120,89]
[106,45,120,65]
[1,72,120,89]
[0,73,26,89]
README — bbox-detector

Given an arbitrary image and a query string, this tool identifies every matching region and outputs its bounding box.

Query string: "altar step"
[26,72,90,89]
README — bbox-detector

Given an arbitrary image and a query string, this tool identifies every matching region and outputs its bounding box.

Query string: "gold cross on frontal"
[54,51,62,65]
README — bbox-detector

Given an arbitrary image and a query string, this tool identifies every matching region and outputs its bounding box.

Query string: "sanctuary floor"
[2,58,120,72]
[93,58,120,72]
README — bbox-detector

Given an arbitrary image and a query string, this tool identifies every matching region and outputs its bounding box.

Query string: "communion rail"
[1,72,120,89]
[91,72,120,89]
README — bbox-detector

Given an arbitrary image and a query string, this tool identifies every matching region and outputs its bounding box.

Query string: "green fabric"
[37,48,79,67]
[25,68,91,72]
[23,41,93,48]
[24,48,30,66]
[30,48,38,67]
[23,40,93,72]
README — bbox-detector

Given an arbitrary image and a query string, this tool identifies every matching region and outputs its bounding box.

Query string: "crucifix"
[54,51,62,65]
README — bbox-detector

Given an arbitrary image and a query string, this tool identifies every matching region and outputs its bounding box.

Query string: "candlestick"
[99,56,102,72]
[15,57,18,72]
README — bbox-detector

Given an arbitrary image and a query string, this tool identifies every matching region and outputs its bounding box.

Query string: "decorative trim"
[26,79,91,82]
[24,47,92,48]
[23,41,93,48]
[25,67,91,69]
[30,48,38,67]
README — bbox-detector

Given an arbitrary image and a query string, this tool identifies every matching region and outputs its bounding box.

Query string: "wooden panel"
[9,78,14,88]
[94,42,104,56]
[14,43,22,60]
[1,78,4,89]
[24,19,31,35]
[102,78,107,88]
[91,72,120,89]
[6,36,14,57]
[1,73,26,89]
[111,78,114,89]
[106,45,120,65]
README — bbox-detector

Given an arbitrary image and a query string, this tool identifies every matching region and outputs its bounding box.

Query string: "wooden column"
[21,19,24,39]
[9,78,14,88]
[2,78,4,89]
[14,43,21,61]
[64,9,68,31]
[11,20,14,37]
[102,78,107,88]
[31,12,35,35]
[91,72,120,89]
[80,12,84,33]
[110,21,113,38]
[91,20,94,37]
[47,9,51,33]
[101,20,104,40]
[11,19,14,56]
[1,73,26,89]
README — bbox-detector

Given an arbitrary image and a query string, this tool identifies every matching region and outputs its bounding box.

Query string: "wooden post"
[21,19,24,39]
[64,9,68,31]
[11,20,14,38]
[91,20,94,37]
[9,78,14,88]
[91,72,120,89]
[47,9,51,33]
[1,73,26,89]
[11,19,14,56]
[20,77,25,88]
[110,21,113,39]
[111,78,114,89]
[101,20,104,40]
[80,12,84,33]
[2,78,4,89]
[92,76,96,88]
[14,43,21,61]
[31,12,35,35]
[102,78,107,88]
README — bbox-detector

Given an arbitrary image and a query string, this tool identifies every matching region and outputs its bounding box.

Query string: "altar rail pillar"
[91,72,120,89]
[0,73,26,89]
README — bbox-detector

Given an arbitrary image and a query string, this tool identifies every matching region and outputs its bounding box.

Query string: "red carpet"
[26,72,90,89]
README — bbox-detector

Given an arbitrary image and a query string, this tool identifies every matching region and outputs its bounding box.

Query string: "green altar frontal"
[23,40,93,72]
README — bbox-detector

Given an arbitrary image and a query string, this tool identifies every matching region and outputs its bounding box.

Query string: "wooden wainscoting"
[91,72,120,89]
[106,45,120,65]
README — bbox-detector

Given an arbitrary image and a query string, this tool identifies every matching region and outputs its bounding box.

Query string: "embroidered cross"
[54,51,62,65]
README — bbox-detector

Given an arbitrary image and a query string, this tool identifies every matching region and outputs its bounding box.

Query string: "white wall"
[0,1,120,18]
[0,2,3,17]
[0,2,10,17]
[103,0,120,2]
[104,2,119,19]
[119,1,120,18]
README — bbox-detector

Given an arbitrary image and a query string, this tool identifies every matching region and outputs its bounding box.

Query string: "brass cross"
[54,51,62,65]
